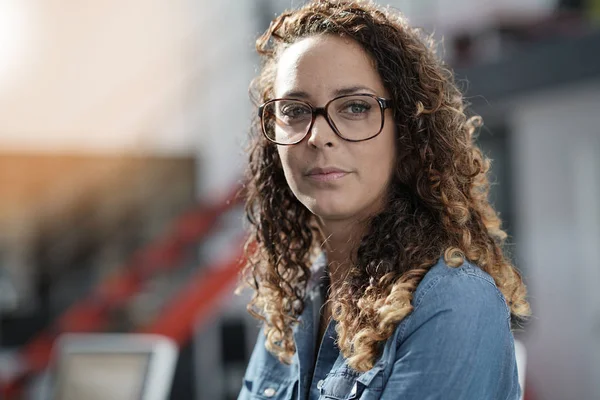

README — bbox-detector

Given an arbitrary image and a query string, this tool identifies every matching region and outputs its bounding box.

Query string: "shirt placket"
[307,262,339,399]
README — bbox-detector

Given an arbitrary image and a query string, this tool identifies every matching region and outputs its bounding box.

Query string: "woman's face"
[273,34,397,224]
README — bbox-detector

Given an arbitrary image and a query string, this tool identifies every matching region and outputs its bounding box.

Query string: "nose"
[306,113,337,148]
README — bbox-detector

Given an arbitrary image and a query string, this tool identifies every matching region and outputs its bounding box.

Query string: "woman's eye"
[341,102,371,114]
[281,105,310,118]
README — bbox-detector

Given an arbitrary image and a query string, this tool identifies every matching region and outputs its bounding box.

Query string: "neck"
[316,217,366,289]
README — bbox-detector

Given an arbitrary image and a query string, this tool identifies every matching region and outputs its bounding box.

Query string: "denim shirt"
[238,253,521,400]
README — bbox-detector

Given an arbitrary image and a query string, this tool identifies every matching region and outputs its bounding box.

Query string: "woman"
[235,1,530,399]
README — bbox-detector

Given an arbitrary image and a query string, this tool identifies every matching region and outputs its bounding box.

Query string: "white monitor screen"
[55,352,151,400]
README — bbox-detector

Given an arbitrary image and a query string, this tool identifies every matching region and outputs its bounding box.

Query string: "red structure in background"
[138,239,246,343]
[1,185,245,399]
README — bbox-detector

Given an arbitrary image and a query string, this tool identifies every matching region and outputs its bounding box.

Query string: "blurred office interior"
[0,0,599,398]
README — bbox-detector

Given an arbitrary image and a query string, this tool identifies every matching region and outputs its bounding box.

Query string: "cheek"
[277,147,301,185]
[360,130,396,184]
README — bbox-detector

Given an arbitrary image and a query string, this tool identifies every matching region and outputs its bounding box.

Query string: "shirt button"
[263,387,276,397]
[317,379,324,389]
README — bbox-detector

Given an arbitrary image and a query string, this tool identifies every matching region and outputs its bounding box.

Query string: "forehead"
[273,35,386,99]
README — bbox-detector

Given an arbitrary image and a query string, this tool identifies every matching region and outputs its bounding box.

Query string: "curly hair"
[234,0,531,373]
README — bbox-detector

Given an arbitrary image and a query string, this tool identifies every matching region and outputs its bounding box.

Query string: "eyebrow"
[280,85,377,99]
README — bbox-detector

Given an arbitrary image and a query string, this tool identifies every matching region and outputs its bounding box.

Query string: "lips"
[305,166,351,182]
[306,167,349,176]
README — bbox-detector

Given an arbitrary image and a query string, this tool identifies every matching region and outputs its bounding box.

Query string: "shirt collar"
[306,250,328,295]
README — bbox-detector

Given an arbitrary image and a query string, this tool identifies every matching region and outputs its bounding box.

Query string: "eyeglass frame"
[257,93,393,145]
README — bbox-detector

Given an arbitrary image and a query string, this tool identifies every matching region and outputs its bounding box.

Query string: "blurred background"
[0,0,599,399]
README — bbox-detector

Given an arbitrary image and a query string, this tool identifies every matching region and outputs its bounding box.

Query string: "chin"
[303,199,355,220]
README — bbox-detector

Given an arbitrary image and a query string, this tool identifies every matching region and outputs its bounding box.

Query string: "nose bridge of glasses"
[309,106,339,137]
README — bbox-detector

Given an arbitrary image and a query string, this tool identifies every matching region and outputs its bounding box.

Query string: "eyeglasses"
[258,93,392,145]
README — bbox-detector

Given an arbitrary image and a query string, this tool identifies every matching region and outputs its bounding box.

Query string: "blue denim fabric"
[238,253,521,399]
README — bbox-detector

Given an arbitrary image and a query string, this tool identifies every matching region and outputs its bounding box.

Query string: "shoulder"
[395,256,511,344]
[412,256,509,313]
[379,258,521,399]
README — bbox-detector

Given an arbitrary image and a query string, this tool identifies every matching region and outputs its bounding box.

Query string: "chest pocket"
[318,365,384,400]
[242,373,296,400]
